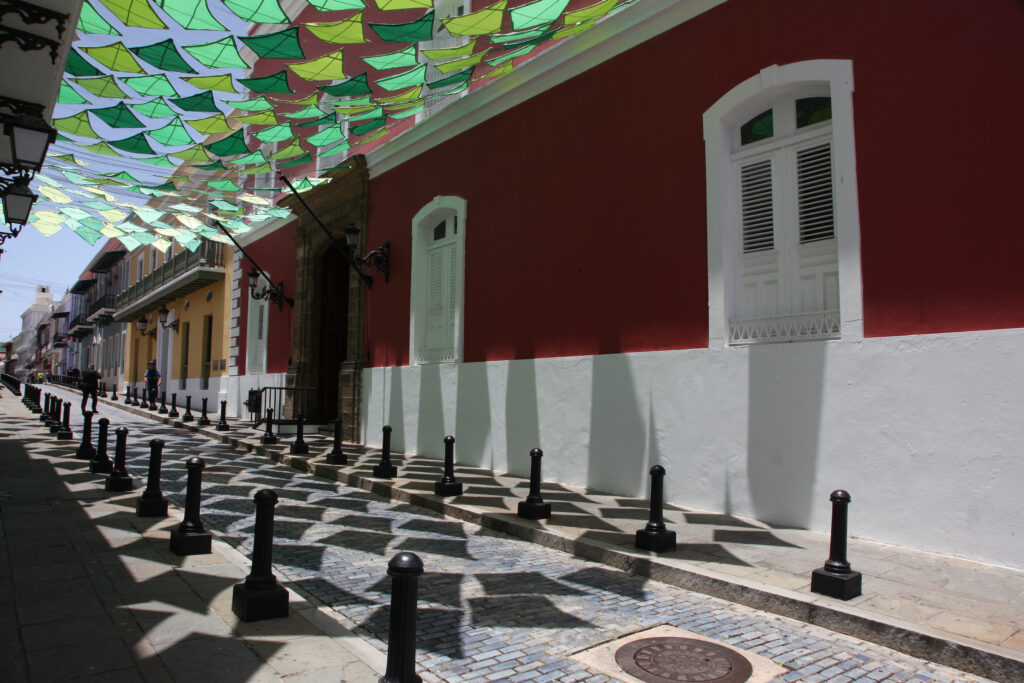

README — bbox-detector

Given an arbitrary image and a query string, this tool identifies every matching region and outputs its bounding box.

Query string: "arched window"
[703,61,863,346]
[410,196,466,364]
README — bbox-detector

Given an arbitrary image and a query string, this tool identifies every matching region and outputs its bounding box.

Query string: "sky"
[0,227,105,341]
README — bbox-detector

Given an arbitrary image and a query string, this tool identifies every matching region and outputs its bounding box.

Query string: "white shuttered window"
[411,197,466,365]
[728,93,839,345]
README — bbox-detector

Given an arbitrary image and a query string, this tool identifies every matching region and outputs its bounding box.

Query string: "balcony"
[86,294,117,324]
[51,333,68,348]
[114,241,226,321]
[69,314,93,338]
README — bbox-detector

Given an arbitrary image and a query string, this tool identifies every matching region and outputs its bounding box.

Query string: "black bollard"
[110,384,118,401]
[105,427,133,491]
[260,408,277,445]
[517,448,552,520]
[183,394,194,422]
[123,385,131,404]
[169,457,212,555]
[131,386,140,406]
[158,391,168,414]
[197,397,210,426]
[57,401,73,440]
[635,465,676,552]
[168,392,179,418]
[146,387,157,411]
[41,393,52,423]
[231,490,289,621]
[136,439,168,517]
[289,414,309,454]
[326,418,346,464]
[216,400,230,431]
[75,410,96,460]
[47,396,61,432]
[100,381,107,398]
[380,552,424,683]
[811,490,863,600]
[434,435,463,497]
[90,417,113,474]
[373,425,397,478]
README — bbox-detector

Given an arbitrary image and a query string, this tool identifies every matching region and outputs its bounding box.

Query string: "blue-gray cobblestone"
[43,391,999,683]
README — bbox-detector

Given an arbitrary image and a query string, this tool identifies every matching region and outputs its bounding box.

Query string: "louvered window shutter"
[797,142,835,244]
[425,248,447,352]
[740,159,774,253]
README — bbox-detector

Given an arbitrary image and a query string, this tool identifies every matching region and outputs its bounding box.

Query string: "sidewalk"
[0,391,384,682]
[16,385,1024,681]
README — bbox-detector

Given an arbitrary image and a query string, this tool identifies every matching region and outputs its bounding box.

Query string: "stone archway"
[281,155,368,440]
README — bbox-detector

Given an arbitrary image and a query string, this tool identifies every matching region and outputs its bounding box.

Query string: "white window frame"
[703,60,863,347]
[410,195,466,365]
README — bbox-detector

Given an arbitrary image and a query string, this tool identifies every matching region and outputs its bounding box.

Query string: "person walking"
[81,364,101,414]
[144,360,161,405]
[36,370,44,384]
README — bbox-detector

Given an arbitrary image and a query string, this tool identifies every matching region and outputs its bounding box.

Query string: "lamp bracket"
[0,1,69,40]
[0,94,46,120]
[0,24,61,64]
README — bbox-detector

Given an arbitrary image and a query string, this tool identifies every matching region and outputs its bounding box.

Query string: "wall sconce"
[343,223,390,286]
[0,95,58,173]
[157,305,178,332]
[247,266,294,311]
[1,173,37,230]
[136,315,156,337]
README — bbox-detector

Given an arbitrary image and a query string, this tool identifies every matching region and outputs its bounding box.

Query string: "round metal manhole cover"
[614,637,753,683]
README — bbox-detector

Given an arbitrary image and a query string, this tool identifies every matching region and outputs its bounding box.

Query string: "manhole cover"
[614,637,753,683]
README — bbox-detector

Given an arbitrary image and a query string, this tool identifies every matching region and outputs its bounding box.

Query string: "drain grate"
[614,637,753,683]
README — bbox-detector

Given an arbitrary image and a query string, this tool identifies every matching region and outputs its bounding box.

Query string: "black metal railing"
[69,314,90,330]
[246,386,316,426]
[88,293,116,318]
[1,373,21,395]
[115,241,224,309]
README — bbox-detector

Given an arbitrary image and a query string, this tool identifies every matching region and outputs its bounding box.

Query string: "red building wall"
[362,0,1024,366]
[236,222,298,374]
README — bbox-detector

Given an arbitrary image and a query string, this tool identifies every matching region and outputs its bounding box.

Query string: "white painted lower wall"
[362,328,1024,569]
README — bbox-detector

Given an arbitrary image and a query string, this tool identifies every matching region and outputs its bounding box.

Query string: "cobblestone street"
[16,389,997,683]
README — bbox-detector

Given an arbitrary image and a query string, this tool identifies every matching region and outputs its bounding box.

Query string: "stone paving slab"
[0,391,383,683]
[25,385,1019,681]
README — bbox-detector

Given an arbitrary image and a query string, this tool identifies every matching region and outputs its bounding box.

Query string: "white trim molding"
[704,60,864,347]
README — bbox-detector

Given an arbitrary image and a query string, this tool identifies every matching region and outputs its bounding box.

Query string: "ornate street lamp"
[0,95,57,173]
[157,305,178,331]
[1,174,37,227]
[343,223,390,285]
[136,315,156,337]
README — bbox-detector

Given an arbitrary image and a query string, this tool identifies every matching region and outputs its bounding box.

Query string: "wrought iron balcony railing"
[114,241,225,313]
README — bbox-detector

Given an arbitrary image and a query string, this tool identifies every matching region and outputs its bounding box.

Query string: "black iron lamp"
[1,173,37,227]
[0,95,57,173]
[343,223,390,285]
[247,265,294,310]
[157,305,178,331]
[136,315,156,337]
